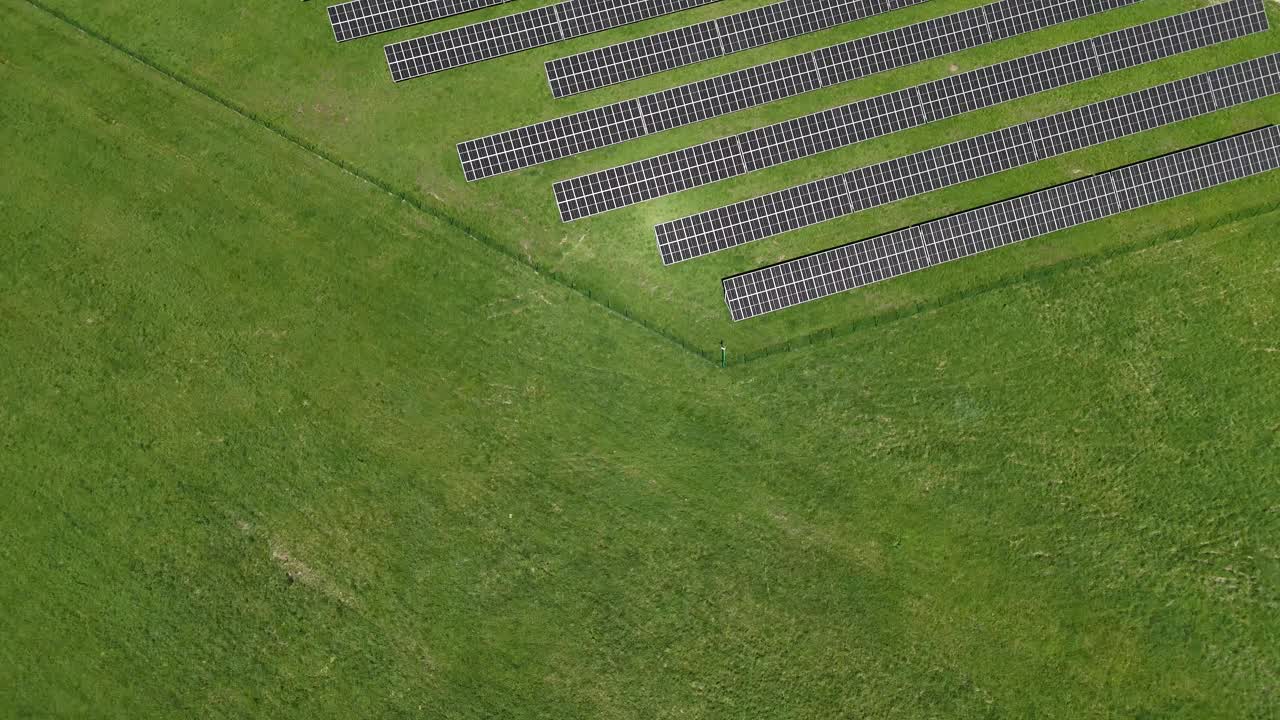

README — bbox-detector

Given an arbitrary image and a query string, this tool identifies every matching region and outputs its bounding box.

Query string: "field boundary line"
[21,0,720,366]
[21,0,1278,369]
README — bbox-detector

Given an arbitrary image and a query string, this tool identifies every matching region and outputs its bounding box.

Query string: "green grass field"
[2,0,1278,716]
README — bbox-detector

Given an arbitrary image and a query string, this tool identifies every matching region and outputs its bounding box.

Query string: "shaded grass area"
[3,3,1279,718]
[31,0,1280,356]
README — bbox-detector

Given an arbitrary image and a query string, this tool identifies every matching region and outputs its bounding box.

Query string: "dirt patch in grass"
[268,539,358,607]
[238,520,358,607]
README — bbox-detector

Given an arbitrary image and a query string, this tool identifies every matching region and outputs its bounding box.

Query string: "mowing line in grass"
[17,0,727,364]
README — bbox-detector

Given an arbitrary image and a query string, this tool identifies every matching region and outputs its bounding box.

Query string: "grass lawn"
[1,0,1277,717]
[26,0,1280,355]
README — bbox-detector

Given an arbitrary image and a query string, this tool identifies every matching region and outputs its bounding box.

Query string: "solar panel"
[385,0,721,82]
[722,125,1280,320]
[656,52,1280,264]
[328,0,512,42]
[555,0,1267,221]
[459,0,1141,180]
[545,0,927,98]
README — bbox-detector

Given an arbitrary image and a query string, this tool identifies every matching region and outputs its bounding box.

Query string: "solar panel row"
[655,52,1280,264]
[554,0,1268,221]
[328,0,511,42]
[544,0,928,98]
[459,0,1141,180]
[723,125,1280,320]
[385,0,720,82]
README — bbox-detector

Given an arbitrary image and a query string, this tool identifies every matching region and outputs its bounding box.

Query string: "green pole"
[720,340,726,368]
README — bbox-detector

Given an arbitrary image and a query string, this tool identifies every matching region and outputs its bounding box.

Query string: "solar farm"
[3,0,1279,716]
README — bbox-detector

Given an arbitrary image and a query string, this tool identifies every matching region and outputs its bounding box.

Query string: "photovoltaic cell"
[545,0,927,98]
[385,0,721,82]
[459,0,1141,180]
[656,52,1280,264]
[328,0,512,42]
[722,125,1280,320]
[554,0,1268,220]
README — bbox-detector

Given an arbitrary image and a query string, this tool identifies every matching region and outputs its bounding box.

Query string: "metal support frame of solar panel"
[722,126,1280,320]
[328,0,512,43]
[545,0,927,99]
[385,0,720,82]
[459,0,1141,181]
[655,52,1280,265]
[555,0,1268,221]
